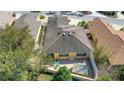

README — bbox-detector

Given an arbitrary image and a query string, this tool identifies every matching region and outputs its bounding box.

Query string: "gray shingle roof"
[47,15,68,27]
[15,13,41,39]
[43,16,92,53]
[0,11,15,28]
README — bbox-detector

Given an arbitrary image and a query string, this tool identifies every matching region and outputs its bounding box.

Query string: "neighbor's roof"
[15,13,41,39]
[47,15,68,27]
[43,16,93,53]
[0,11,15,28]
[88,17,124,65]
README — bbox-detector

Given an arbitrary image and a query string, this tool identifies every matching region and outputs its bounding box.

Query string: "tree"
[77,20,88,28]
[120,27,124,32]
[53,66,72,81]
[118,65,124,80]
[0,24,52,80]
[31,11,41,13]
[97,11,118,18]
[93,44,108,66]
[98,74,112,81]
[121,11,124,15]
[0,24,34,80]
[97,11,117,16]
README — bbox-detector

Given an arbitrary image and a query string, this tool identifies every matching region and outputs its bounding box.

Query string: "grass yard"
[37,73,53,81]
[37,26,45,45]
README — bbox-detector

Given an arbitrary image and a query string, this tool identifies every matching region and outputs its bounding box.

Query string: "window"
[59,53,68,57]
[82,53,87,56]
[76,53,82,56]
[76,53,87,56]
[47,53,54,57]
[59,53,63,57]
[63,53,68,56]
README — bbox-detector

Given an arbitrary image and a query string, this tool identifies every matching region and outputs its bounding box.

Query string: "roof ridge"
[72,32,93,51]
[97,18,124,42]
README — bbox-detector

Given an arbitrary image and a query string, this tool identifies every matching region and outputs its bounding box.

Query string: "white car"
[75,12,83,16]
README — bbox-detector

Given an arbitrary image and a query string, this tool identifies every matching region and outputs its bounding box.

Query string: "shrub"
[37,74,53,81]
[97,11,117,16]
[120,27,124,32]
[118,65,124,80]
[121,11,124,15]
[93,44,108,66]
[31,11,41,13]
[98,74,112,81]
[39,15,45,19]
[77,20,88,28]
[52,66,72,81]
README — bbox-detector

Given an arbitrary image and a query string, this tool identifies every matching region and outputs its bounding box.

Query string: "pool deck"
[52,58,95,78]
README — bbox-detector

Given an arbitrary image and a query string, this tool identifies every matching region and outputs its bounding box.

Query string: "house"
[0,11,16,28]
[15,13,41,43]
[43,15,93,59]
[88,17,124,69]
[43,15,98,80]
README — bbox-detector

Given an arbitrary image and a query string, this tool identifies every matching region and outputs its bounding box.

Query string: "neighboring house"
[0,11,15,28]
[43,15,98,80]
[88,17,124,69]
[15,13,41,43]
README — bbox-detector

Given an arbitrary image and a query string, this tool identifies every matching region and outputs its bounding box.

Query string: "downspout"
[89,52,99,80]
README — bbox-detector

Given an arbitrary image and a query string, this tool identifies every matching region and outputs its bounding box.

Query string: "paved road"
[66,14,124,25]
[15,11,124,25]
[41,11,124,25]
[98,17,124,25]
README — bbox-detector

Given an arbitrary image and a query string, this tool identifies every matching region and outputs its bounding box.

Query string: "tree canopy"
[52,66,72,81]
[120,27,124,32]
[77,20,88,28]
[93,44,108,66]
[97,11,118,16]
[0,24,52,80]
[98,74,112,81]
[118,65,124,80]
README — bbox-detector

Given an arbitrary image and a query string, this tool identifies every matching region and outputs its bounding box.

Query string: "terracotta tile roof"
[99,18,124,41]
[88,17,124,65]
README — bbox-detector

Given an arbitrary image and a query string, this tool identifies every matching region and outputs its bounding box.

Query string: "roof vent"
[62,32,66,36]
[68,32,72,36]
[57,32,60,35]
[72,32,75,34]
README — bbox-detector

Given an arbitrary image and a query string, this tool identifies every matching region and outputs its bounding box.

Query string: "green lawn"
[37,73,53,81]
[37,26,45,45]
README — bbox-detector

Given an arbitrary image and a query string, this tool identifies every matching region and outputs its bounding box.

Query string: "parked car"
[70,11,76,15]
[46,11,56,15]
[78,11,92,15]
[61,11,70,15]
[75,12,83,17]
